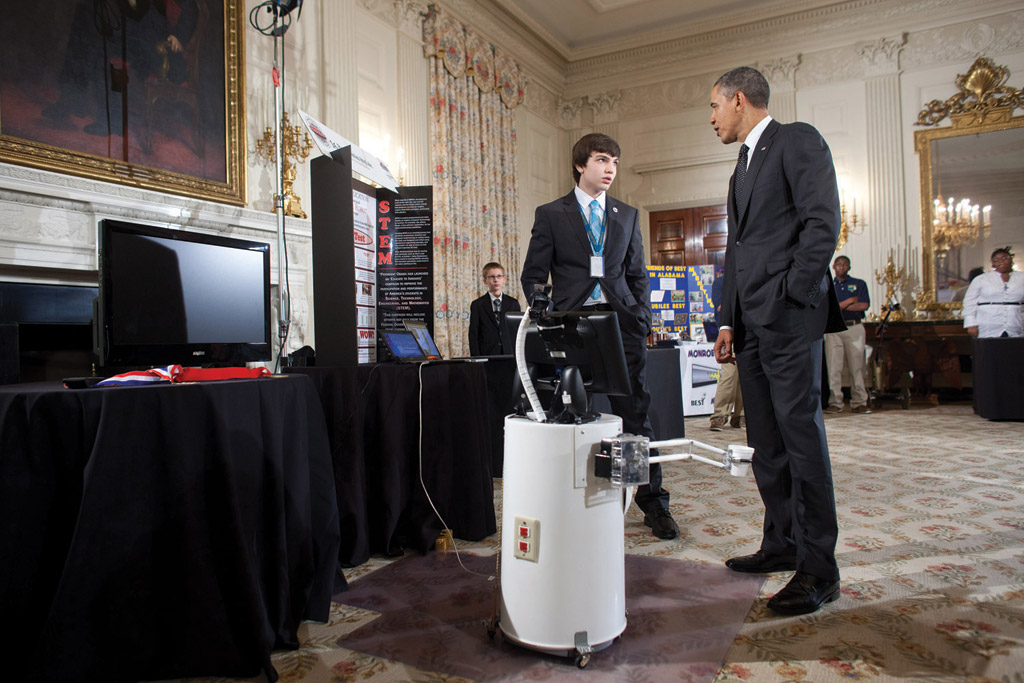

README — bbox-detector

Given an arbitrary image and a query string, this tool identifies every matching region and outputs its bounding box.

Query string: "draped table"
[0,374,340,682]
[287,362,496,567]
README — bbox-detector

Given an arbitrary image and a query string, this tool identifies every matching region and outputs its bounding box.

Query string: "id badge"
[590,255,604,278]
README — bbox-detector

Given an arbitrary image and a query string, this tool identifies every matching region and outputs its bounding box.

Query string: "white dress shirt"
[718,115,772,333]
[573,185,608,305]
[963,270,1024,338]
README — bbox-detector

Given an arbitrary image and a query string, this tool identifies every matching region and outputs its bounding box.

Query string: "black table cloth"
[972,337,1024,420]
[481,356,517,476]
[591,346,685,440]
[0,375,341,682]
[289,362,496,567]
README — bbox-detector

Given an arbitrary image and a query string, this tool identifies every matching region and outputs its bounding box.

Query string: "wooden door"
[649,204,728,268]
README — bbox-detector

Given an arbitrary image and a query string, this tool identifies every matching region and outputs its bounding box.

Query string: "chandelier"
[931,192,991,252]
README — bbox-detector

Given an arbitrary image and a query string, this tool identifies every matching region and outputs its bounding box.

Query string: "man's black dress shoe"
[767,571,840,615]
[643,509,679,540]
[724,549,797,573]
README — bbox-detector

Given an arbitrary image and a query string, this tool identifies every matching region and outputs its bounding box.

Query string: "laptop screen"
[381,330,427,361]
[402,320,442,360]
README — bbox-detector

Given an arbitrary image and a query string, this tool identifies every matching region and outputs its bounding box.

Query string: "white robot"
[489,287,752,668]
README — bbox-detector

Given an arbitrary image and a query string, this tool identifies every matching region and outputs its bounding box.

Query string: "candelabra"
[874,252,908,322]
[836,197,863,251]
[931,192,991,267]
[256,111,314,218]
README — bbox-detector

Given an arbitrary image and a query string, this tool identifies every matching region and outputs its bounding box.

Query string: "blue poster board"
[648,264,717,341]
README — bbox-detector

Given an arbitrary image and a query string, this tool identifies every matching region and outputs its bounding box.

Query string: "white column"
[760,56,799,124]
[860,36,908,308]
[397,27,430,186]
[319,0,359,140]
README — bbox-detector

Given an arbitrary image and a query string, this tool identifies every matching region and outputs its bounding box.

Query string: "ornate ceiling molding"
[357,0,430,38]
[901,12,1024,71]
[560,0,1015,93]
[858,34,907,77]
[556,96,584,129]
[761,56,802,92]
[418,0,1024,128]
[588,90,622,124]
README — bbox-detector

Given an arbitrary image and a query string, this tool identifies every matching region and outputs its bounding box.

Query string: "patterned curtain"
[423,5,524,358]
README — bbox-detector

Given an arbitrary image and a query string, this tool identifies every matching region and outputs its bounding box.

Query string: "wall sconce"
[837,194,863,251]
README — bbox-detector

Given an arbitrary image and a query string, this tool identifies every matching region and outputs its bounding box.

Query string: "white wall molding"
[0,161,313,352]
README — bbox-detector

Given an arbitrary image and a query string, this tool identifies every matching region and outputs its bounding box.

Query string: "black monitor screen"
[504,310,631,397]
[96,220,272,368]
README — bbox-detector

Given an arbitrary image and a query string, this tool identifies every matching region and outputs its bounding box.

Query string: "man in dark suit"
[468,262,521,356]
[521,133,678,540]
[710,67,845,614]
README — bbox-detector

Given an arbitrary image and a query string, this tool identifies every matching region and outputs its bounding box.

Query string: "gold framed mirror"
[914,57,1024,316]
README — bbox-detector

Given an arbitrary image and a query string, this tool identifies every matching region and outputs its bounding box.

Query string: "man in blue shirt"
[824,255,871,414]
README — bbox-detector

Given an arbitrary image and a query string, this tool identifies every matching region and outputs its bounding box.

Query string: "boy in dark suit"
[520,133,678,540]
[710,66,845,614]
[468,262,520,356]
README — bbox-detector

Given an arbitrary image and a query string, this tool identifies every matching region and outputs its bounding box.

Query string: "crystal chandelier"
[932,192,991,252]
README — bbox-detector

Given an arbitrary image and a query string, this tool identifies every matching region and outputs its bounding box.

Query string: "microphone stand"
[271,22,290,368]
[251,0,304,370]
[871,298,897,407]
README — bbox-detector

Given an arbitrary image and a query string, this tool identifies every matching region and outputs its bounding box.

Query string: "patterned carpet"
[327,552,761,681]
[175,403,1024,683]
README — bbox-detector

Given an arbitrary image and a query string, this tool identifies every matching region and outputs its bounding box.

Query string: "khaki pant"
[711,361,743,419]
[825,322,868,409]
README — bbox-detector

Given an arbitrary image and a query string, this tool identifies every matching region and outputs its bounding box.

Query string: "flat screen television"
[95,219,272,368]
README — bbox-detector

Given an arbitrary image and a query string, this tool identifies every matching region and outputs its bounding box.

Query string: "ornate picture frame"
[914,57,1023,316]
[0,0,245,206]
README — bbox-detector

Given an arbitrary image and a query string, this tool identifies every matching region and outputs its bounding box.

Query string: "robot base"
[491,623,616,669]
[497,414,626,667]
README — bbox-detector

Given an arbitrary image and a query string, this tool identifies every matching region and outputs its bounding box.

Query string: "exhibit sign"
[352,182,378,363]
[679,341,719,416]
[298,109,399,191]
[648,264,716,341]
[375,186,435,357]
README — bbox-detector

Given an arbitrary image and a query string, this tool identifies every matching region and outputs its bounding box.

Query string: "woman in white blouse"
[963,247,1024,338]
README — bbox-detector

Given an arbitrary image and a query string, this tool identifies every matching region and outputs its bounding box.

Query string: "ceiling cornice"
[561,0,1024,94]
[517,0,872,62]
[423,0,1023,120]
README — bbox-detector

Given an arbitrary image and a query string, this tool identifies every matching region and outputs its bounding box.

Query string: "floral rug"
[173,403,1024,683]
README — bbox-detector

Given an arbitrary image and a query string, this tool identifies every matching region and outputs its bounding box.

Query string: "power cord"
[417,360,495,580]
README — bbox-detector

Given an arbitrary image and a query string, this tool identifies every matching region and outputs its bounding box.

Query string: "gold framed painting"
[0,0,245,206]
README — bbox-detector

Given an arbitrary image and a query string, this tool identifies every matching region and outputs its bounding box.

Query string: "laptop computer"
[402,320,443,360]
[381,321,485,364]
[380,329,429,362]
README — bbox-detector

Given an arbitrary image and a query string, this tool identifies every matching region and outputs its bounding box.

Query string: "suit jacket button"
[735,240,742,246]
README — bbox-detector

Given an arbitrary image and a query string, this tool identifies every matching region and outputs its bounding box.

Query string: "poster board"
[679,341,719,416]
[375,187,435,359]
[648,264,716,341]
[310,149,435,365]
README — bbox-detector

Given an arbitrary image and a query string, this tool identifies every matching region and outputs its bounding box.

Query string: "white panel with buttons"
[512,515,540,562]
